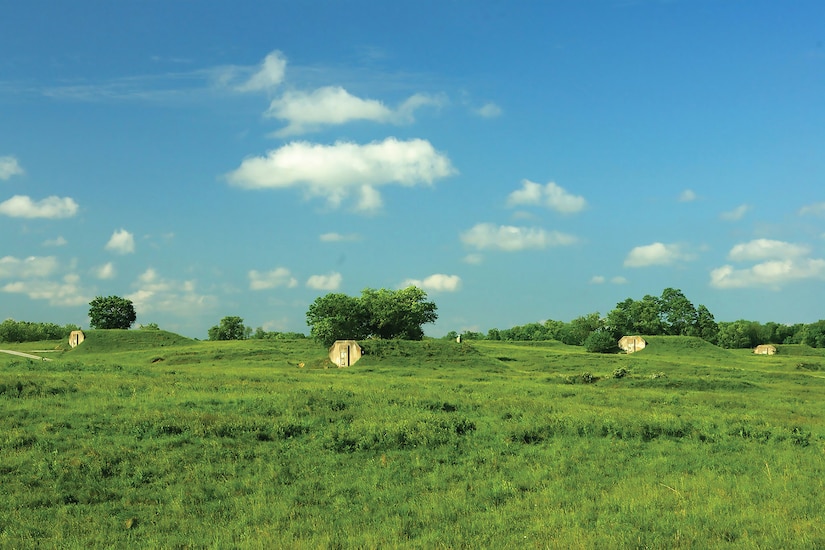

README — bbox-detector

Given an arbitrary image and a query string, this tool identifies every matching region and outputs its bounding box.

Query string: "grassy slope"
[1,334,823,547]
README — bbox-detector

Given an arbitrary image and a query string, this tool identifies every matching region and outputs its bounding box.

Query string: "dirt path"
[0,349,52,361]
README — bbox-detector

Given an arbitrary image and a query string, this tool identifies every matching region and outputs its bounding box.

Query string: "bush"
[584,330,618,353]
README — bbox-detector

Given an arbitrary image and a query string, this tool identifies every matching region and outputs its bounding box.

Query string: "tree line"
[448,287,825,350]
[0,319,81,343]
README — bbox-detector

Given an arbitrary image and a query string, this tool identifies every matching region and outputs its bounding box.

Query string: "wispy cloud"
[105,229,135,255]
[0,255,59,279]
[306,271,342,291]
[227,138,456,213]
[43,236,68,247]
[799,201,825,217]
[461,223,578,251]
[506,180,587,214]
[320,232,361,243]
[710,259,825,289]
[92,262,116,280]
[720,204,751,221]
[678,189,697,202]
[475,102,502,118]
[624,242,696,267]
[0,195,78,219]
[249,267,298,290]
[233,50,287,93]
[728,239,810,262]
[0,156,24,180]
[2,273,90,307]
[128,268,215,315]
[400,273,462,292]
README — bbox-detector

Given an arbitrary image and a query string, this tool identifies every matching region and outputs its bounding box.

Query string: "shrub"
[584,330,618,353]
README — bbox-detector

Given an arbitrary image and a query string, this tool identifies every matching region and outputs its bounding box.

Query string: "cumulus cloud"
[590,275,628,285]
[710,259,825,289]
[105,229,135,255]
[400,273,462,292]
[127,268,215,315]
[799,202,825,216]
[728,239,810,262]
[2,274,90,307]
[679,189,697,202]
[0,255,59,279]
[461,223,578,251]
[306,271,342,291]
[462,253,484,265]
[0,195,78,219]
[227,138,455,212]
[249,267,298,290]
[506,180,587,214]
[92,262,116,280]
[234,50,287,93]
[266,87,444,136]
[475,102,502,118]
[720,204,751,221]
[624,242,695,267]
[0,156,24,180]
[320,232,361,242]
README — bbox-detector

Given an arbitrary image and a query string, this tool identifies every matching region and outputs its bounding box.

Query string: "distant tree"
[695,305,718,344]
[802,320,825,348]
[486,328,501,341]
[306,293,370,347]
[0,319,80,342]
[88,296,137,330]
[584,329,618,353]
[560,312,602,346]
[208,316,248,341]
[716,320,760,349]
[443,331,459,341]
[139,322,160,331]
[306,287,437,347]
[659,288,698,336]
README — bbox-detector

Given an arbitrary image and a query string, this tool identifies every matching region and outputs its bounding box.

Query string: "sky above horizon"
[2,1,824,339]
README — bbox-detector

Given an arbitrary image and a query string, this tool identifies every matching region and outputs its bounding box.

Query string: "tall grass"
[1,333,823,547]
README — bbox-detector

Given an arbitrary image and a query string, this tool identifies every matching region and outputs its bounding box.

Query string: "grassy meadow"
[1,331,824,548]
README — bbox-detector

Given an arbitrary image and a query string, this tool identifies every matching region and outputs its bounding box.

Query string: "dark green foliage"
[88,295,136,330]
[306,287,437,346]
[0,319,80,342]
[208,316,248,341]
[584,329,618,353]
[802,320,825,348]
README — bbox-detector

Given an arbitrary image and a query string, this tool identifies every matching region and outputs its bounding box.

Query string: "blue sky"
[1,1,824,338]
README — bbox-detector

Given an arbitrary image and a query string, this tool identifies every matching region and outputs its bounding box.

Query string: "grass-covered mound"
[776,344,825,357]
[636,335,732,359]
[358,338,501,369]
[69,329,194,354]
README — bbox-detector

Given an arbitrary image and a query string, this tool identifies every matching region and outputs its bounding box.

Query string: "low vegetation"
[1,332,823,547]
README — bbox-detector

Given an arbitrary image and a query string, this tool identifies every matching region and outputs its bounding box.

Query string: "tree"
[88,296,137,329]
[659,288,698,336]
[306,287,437,346]
[208,316,248,341]
[584,329,618,353]
[802,320,825,348]
[695,305,719,344]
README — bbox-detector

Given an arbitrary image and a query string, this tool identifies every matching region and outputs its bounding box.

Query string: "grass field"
[1,331,824,548]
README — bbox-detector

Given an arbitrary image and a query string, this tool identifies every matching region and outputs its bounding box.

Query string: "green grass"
[1,333,824,547]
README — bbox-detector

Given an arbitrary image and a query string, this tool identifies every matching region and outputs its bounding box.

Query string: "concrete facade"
[754,344,777,355]
[69,330,85,348]
[329,340,362,367]
[618,335,646,354]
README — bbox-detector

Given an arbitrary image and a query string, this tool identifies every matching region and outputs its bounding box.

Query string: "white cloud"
[462,253,484,265]
[710,258,825,289]
[400,273,462,292]
[320,232,361,242]
[506,180,587,214]
[306,271,342,291]
[127,268,215,315]
[0,256,59,279]
[461,223,578,251]
[234,50,287,93]
[105,229,135,255]
[92,262,116,280]
[799,202,825,216]
[679,189,697,202]
[591,275,628,285]
[43,236,68,247]
[611,276,629,284]
[266,87,444,136]
[227,138,455,212]
[0,195,78,219]
[0,156,24,180]
[720,204,751,221]
[624,242,695,267]
[590,275,606,284]
[249,268,298,290]
[728,239,810,262]
[2,274,90,307]
[475,102,502,118]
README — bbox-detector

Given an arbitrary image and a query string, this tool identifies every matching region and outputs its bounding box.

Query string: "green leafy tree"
[306,293,370,346]
[695,304,719,344]
[584,329,619,353]
[306,287,437,346]
[659,287,698,336]
[88,296,137,330]
[208,316,248,341]
[802,320,825,348]
[560,312,602,346]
